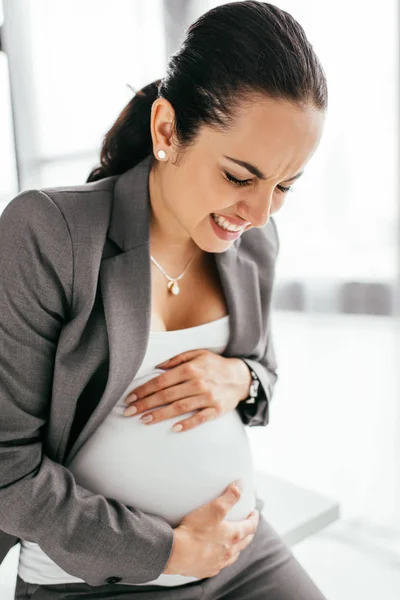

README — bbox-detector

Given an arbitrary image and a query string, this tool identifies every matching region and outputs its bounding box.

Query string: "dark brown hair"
[87,0,327,183]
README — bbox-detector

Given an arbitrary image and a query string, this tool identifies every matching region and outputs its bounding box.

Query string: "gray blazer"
[0,154,279,586]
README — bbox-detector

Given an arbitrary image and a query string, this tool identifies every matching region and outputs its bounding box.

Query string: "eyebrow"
[223,155,304,183]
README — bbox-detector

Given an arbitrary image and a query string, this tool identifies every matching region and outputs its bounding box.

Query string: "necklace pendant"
[168,281,180,295]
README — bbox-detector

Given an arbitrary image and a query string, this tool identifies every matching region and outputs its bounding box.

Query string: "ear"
[150,98,176,156]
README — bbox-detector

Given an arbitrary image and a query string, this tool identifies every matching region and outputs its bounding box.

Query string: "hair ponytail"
[86,79,161,183]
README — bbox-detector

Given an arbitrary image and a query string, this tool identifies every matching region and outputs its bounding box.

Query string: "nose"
[247,194,273,228]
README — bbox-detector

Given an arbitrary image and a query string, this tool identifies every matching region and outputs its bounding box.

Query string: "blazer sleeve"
[0,190,174,586]
[235,330,278,427]
[235,217,280,428]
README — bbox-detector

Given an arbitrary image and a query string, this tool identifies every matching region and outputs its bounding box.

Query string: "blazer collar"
[108,154,157,252]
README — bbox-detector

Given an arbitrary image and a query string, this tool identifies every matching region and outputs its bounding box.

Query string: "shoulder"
[0,188,74,311]
[2,176,117,223]
[2,176,118,251]
[40,175,117,200]
[1,174,119,272]
[0,188,71,243]
[40,176,117,240]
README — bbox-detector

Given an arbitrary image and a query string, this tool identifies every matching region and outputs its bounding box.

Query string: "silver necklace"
[150,251,198,295]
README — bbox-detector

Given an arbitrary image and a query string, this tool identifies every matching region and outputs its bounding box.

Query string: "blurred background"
[0,1,399,598]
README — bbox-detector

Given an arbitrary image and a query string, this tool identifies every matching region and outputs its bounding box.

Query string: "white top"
[18,315,257,587]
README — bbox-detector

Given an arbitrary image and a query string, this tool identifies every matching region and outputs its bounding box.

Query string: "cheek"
[204,177,239,215]
[175,168,237,225]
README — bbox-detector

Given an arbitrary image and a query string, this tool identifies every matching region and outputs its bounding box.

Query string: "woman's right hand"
[163,482,260,578]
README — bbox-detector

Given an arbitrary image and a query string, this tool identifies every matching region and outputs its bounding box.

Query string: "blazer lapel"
[65,155,262,465]
[213,243,263,357]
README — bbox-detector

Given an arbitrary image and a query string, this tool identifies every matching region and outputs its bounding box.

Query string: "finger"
[243,510,260,537]
[230,510,259,543]
[157,349,208,368]
[223,550,241,567]
[249,509,260,532]
[171,407,217,432]
[140,393,207,425]
[125,362,195,404]
[123,381,201,417]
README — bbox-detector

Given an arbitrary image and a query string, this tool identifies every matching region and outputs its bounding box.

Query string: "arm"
[235,217,280,427]
[0,191,174,586]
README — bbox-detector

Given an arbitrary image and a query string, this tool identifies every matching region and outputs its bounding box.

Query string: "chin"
[191,221,237,253]
[198,239,234,254]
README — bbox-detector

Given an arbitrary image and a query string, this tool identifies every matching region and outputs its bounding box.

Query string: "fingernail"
[140,415,153,424]
[124,394,137,404]
[233,480,242,490]
[124,405,137,416]
[171,423,182,432]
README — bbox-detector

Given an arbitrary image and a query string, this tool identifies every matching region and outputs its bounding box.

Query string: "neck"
[148,161,201,264]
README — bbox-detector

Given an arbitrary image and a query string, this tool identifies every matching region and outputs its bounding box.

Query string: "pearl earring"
[157,150,167,160]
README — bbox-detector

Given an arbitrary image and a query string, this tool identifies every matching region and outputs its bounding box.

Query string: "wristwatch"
[243,368,260,404]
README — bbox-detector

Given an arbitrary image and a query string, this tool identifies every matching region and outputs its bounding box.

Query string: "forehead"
[199,96,325,177]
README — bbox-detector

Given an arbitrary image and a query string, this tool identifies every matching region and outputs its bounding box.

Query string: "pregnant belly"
[67,402,256,528]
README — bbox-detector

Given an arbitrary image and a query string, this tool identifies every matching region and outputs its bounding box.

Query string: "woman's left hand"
[123,349,252,432]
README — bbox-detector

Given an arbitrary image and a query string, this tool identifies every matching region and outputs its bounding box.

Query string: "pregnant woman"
[0,2,328,598]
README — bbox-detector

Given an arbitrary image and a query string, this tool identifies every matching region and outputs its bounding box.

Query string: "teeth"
[211,213,244,232]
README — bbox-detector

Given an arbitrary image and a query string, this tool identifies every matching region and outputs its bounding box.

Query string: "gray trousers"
[14,515,327,599]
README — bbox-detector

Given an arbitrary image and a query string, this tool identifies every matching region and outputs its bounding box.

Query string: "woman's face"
[149,95,325,253]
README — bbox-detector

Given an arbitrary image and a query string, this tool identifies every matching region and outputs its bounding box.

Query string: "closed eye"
[223,170,294,193]
[223,170,251,187]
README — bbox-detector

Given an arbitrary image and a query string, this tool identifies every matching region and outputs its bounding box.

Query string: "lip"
[209,214,244,241]
[211,213,249,227]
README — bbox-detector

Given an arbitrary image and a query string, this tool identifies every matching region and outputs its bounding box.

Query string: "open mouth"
[209,213,245,240]
[210,213,246,233]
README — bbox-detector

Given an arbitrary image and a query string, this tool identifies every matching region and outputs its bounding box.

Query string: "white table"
[254,470,340,546]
